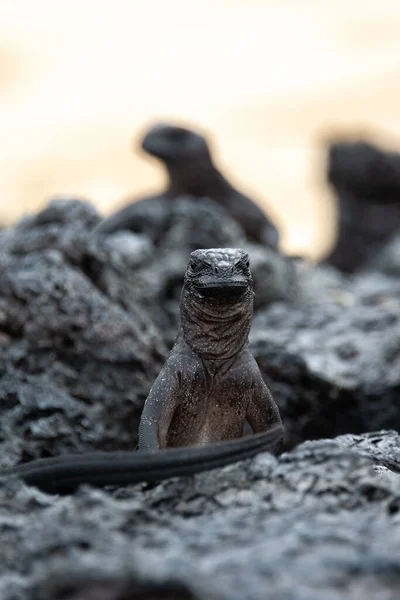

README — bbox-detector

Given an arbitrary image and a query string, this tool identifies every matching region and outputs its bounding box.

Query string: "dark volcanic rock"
[0,432,399,599]
[1,196,400,457]
[335,430,400,474]
[246,244,300,308]
[0,196,292,467]
[8,196,101,263]
[323,139,400,273]
[0,200,166,462]
[1,196,400,599]
[251,272,400,448]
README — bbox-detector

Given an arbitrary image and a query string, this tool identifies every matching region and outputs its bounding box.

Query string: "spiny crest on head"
[190,248,249,268]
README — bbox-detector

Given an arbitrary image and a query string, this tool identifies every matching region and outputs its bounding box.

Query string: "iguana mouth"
[194,281,249,299]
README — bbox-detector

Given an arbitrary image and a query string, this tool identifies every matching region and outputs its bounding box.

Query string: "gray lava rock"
[6,196,101,264]
[0,432,399,599]
[251,272,400,448]
[0,196,292,468]
[246,244,300,308]
[0,196,400,599]
[1,196,400,457]
[0,209,166,461]
[94,195,292,319]
[89,196,249,332]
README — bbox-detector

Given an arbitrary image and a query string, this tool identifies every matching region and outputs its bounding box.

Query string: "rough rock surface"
[0,196,399,598]
[0,431,399,599]
[251,268,400,447]
[1,197,400,456]
[0,199,167,465]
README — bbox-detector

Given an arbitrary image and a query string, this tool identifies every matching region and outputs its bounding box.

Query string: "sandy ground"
[1,0,400,258]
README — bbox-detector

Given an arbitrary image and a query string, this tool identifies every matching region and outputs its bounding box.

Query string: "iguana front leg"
[246,377,283,453]
[138,359,181,450]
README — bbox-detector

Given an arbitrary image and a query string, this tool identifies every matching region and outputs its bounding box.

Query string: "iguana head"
[180,248,254,360]
[140,123,211,165]
[184,248,253,300]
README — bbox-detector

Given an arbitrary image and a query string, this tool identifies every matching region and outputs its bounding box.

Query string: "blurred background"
[1,0,400,258]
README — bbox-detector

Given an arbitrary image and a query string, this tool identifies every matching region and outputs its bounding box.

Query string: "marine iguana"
[138,248,282,449]
[323,139,400,273]
[0,249,283,494]
[95,123,279,250]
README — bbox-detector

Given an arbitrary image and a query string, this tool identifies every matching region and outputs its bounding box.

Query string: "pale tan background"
[1,0,400,258]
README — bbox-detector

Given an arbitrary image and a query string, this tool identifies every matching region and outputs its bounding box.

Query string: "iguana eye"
[189,259,204,272]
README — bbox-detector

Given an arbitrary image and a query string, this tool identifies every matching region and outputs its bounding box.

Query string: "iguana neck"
[166,157,228,199]
[180,286,254,361]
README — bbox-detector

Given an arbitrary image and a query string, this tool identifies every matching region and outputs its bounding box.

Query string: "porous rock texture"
[0,432,399,599]
[251,266,400,448]
[0,196,399,599]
